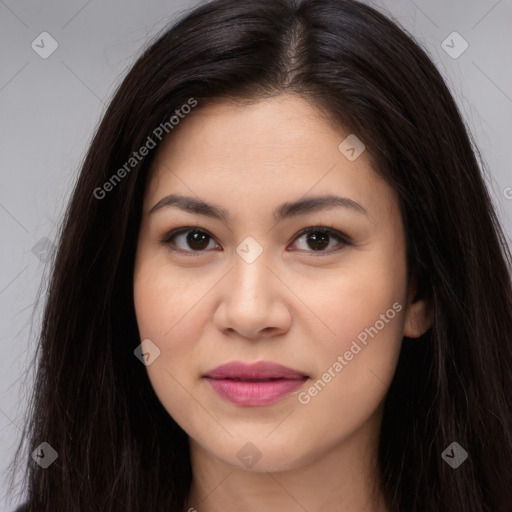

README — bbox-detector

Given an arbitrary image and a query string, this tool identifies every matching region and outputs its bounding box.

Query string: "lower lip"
[204,377,307,406]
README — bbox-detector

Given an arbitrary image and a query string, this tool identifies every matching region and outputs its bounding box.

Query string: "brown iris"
[305,231,330,251]
[187,230,210,250]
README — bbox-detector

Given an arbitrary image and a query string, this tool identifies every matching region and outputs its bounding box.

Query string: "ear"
[403,278,434,338]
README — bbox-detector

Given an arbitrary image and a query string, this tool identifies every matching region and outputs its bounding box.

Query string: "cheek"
[313,263,406,351]
[133,260,216,429]
[303,254,407,409]
[133,256,211,349]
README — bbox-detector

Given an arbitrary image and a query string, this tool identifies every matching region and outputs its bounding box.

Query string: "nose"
[213,248,292,340]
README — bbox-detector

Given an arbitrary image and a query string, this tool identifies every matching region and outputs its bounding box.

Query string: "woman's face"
[133,94,429,472]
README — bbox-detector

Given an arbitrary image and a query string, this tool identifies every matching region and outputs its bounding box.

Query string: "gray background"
[1,0,511,508]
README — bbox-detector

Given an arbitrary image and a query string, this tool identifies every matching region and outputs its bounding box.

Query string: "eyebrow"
[148,193,368,222]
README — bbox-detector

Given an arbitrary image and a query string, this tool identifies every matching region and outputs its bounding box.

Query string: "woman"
[9,0,512,510]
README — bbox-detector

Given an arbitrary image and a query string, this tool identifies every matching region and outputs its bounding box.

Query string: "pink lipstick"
[203,361,308,406]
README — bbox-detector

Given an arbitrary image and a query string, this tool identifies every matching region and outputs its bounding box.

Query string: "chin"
[209,437,316,473]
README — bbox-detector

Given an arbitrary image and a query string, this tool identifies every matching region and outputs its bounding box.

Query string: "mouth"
[203,361,309,406]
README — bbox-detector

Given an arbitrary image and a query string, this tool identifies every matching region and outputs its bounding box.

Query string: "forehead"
[151,95,349,169]
[144,94,397,221]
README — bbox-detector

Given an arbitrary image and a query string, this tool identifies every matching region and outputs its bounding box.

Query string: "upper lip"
[203,361,309,380]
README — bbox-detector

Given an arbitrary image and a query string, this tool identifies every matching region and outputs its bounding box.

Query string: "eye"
[289,226,351,255]
[160,226,351,256]
[160,228,219,255]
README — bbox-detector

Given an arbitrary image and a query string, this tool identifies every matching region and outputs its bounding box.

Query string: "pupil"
[307,232,329,250]
[188,231,209,250]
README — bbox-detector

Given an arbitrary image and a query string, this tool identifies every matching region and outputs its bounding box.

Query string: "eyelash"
[159,226,352,257]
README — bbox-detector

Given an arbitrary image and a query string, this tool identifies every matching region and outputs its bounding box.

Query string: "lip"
[203,361,309,407]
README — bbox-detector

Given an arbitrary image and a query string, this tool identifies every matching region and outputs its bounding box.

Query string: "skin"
[133,94,433,512]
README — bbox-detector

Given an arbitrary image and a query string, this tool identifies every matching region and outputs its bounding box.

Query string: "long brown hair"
[9,0,512,510]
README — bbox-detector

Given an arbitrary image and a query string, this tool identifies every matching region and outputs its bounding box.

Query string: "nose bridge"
[230,237,273,306]
[212,236,291,338]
